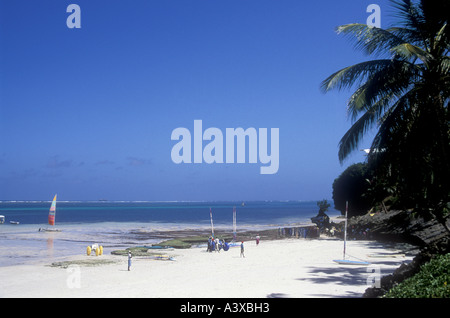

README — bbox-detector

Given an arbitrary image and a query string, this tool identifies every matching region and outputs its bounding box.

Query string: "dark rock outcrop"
[350,210,450,297]
[363,236,450,297]
[347,210,450,247]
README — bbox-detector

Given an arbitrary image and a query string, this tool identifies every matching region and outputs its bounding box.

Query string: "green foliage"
[155,235,222,249]
[317,199,330,214]
[111,246,156,256]
[51,259,118,268]
[385,253,450,298]
[323,0,450,224]
[332,163,372,217]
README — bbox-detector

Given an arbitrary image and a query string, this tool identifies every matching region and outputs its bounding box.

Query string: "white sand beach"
[0,237,413,298]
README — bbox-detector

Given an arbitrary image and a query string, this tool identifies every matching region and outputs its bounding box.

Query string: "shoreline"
[0,226,417,297]
[0,221,321,267]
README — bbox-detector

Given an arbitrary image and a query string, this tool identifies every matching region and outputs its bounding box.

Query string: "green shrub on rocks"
[385,253,450,298]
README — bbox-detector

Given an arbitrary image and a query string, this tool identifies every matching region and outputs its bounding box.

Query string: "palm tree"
[321,0,449,230]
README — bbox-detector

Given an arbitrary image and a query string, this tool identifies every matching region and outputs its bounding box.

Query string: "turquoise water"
[0,200,339,225]
[0,201,339,266]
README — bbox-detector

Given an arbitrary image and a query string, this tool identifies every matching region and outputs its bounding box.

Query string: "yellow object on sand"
[87,246,92,256]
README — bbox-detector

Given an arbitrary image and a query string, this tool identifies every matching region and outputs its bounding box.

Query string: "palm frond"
[346,59,421,120]
[338,91,398,163]
[388,27,423,46]
[326,0,450,212]
[336,23,405,56]
[320,59,393,92]
[440,56,450,77]
[369,86,420,160]
[391,43,432,63]
[325,0,449,168]
[391,0,430,50]
[338,106,378,163]
[391,0,425,30]
[433,23,449,53]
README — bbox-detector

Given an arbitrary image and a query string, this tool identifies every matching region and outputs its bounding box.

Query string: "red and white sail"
[48,194,57,226]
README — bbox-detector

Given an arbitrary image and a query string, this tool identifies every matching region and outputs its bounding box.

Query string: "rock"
[358,209,450,298]
[346,210,450,247]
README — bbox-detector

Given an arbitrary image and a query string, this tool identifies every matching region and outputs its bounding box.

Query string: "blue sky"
[0,0,393,201]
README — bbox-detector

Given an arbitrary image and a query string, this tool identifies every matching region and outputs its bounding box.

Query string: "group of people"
[206,235,260,257]
[127,236,257,271]
[207,236,230,252]
[348,225,372,240]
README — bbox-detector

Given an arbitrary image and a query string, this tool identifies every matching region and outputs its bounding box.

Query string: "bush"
[317,199,330,214]
[332,163,372,217]
[385,253,450,298]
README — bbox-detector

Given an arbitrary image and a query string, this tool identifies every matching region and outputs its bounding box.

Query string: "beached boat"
[333,202,370,266]
[39,195,61,232]
[86,243,103,256]
[334,259,370,265]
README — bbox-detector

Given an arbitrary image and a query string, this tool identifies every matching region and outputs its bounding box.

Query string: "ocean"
[0,200,340,266]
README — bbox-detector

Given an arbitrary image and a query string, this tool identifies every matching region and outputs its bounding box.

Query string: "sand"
[0,237,414,298]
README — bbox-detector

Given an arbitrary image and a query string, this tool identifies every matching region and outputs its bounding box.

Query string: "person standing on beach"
[128,251,132,271]
[240,241,245,258]
[256,235,260,246]
[215,237,220,252]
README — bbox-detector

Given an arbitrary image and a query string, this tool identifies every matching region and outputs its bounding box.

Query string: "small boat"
[10,221,20,225]
[333,202,370,266]
[0,215,5,224]
[86,244,103,256]
[39,227,61,232]
[151,254,175,261]
[334,259,371,265]
[39,194,61,232]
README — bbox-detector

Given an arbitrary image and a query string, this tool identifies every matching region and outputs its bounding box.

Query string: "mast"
[332,200,370,265]
[209,207,214,238]
[233,206,237,241]
[343,201,348,260]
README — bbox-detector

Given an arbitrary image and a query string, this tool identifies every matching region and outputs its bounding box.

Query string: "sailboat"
[39,194,61,232]
[333,202,370,266]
